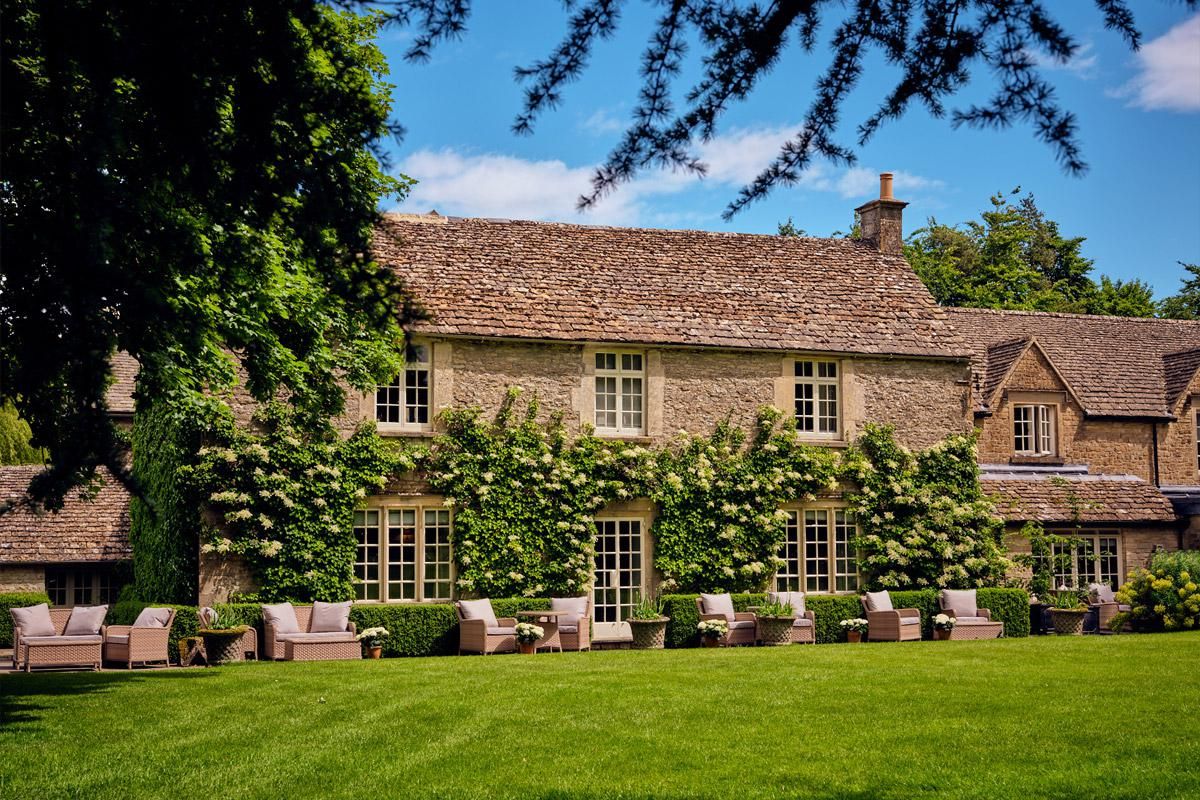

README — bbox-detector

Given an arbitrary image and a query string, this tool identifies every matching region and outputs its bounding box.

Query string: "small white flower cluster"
[696,619,729,639]
[933,613,955,630]
[514,622,545,644]
[356,626,390,642]
[839,618,869,633]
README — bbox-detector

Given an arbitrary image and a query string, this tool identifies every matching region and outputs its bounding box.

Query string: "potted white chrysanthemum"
[356,626,390,659]
[933,614,955,640]
[514,622,545,655]
[839,618,868,643]
[697,618,729,647]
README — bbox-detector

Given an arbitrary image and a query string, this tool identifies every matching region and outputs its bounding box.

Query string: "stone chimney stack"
[856,172,908,255]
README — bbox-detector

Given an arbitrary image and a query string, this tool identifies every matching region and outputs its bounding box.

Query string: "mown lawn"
[2,633,1199,800]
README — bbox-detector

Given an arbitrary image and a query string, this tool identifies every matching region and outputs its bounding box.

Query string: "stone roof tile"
[0,466,132,563]
[983,474,1177,524]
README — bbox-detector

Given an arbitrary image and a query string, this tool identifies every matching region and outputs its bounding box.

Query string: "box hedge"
[663,588,1028,646]
[0,591,53,648]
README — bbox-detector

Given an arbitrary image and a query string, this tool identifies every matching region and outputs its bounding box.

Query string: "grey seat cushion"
[277,632,355,643]
[728,620,755,630]
[900,617,921,625]
[769,591,806,616]
[11,603,57,637]
[954,616,990,624]
[133,607,173,628]
[551,596,589,627]
[863,591,893,612]
[311,600,352,633]
[65,605,108,636]
[1118,604,1131,612]
[262,603,301,635]
[22,635,103,645]
[486,626,516,636]
[700,593,736,623]
[792,618,813,628]
[106,634,129,645]
[941,589,978,618]
[558,625,579,634]
[459,599,499,628]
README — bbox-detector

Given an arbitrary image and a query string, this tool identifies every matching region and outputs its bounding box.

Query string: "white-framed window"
[1013,403,1055,456]
[776,508,859,594]
[44,568,118,607]
[375,343,431,430]
[794,360,839,436]
[353,505,452,602]
[594,351,644,435]
[1047,531,1121,590]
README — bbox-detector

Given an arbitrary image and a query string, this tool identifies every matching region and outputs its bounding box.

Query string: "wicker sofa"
[767,591,817,644]
[861,591,922,641]
[102,607,176,669]
[10,605,104,672]
[696,593,757,646]
[262,602,358,661]
[456,599,518,655]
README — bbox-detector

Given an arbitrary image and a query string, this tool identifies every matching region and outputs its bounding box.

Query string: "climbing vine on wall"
[181,403,407,602]
[843,424,1010,591]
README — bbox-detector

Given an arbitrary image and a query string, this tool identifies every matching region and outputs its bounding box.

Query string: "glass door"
[593,519,644,639]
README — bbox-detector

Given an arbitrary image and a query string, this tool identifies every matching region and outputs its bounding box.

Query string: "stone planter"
[627,617,669,649]
[200,629,247,665]
[1050,608,1088,636]
[757,616,794,646]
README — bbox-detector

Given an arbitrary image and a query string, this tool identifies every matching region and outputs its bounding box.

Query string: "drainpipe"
[1151,422,1160,487]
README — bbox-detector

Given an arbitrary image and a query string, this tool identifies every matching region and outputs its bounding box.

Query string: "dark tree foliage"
[379,0,1192,219]
[1159,263,1200,320]
[2,2,413,507]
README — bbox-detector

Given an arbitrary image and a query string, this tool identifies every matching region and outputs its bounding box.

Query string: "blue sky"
[377,4,1200,299]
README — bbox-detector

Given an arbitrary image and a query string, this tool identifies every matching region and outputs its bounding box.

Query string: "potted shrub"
[697,619,729,647]
[933,613,956,640]
[357,626,390,659]
[1047,590,1089,635]
[626,593,670,650]
[197,607,249,665]
[514,622,545,655]
[754,598,795,646]
[839,618,868,643]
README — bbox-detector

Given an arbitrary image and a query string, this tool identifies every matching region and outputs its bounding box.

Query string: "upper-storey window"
[1013,403,1055,456]
[794,360,839,436]
[594,352,644,435]
[376,344,431,430]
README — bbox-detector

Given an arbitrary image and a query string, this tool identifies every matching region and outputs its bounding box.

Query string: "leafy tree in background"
[904,190,1157,316]
[0,402,44,466]
[1,3,412,507]
[1159,263,1200,320]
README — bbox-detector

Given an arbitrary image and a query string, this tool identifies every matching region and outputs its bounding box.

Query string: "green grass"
[3,634,1199,800]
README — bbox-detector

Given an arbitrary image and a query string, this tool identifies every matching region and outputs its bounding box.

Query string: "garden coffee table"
[516,610,564,653]
[949,621,1003,640]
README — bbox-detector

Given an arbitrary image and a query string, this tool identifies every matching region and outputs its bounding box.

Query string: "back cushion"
[64,605,108,636]
[11,603,56,637]
[261,603,301,635]
[133,607,173,628]
[863,591,893,613]
[551,596,589,626]
[1090,583,1116,604]
[941,589,977,617]
[458,599,498,628]
[310,601,352,633]
[769,591,806,616]
[700,593,736,623]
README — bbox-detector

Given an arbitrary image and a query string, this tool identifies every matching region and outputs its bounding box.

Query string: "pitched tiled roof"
[947,307,1200,418]
[1164,348,1200,412]
[375,215,969,359]
[981,338,1033,408]
[0,466,132,563]
[108,352,139,414]
[982,473,1177,524]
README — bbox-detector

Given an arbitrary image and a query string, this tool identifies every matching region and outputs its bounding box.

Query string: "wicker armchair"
[102,608,176,669]
[1088,583,1132,633]
[696,593,757,646]
[937,589,993,623]
[767,591,817,644]
[262,603,358,661]
[861,591,921,642]
[11,606,103,672]
[551,596,591,651]
[456,599,518,655]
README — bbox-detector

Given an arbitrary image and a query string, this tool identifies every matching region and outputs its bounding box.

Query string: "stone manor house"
[2,176,1198,640]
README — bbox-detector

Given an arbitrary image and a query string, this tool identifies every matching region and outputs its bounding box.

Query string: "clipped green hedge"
[0,591,52,648]
[663,588,1029,646]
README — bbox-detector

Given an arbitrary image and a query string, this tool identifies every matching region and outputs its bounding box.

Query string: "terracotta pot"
[701,636,721,648]
[934,628,951,641]
[846,630,862,643]
[518,641,537,655]
[367,646,382,659]
[628,618,669,650]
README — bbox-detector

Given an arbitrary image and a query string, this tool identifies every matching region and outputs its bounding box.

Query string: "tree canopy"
[904,190,1158,317]
[1,2,412,506]
[1160,263,1200,320]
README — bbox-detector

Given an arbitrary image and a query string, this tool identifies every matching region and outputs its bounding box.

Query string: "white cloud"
[394,123,944,226]
[579,107,626,136]
[1110,14,1200,112]
[1025,41,1099,79]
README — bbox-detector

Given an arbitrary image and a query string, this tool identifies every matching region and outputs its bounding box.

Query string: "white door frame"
[592,517,647,640]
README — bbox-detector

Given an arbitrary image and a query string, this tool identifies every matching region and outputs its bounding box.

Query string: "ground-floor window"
[593,518,644,625]
[1047,530,1121,589]
[776,508,859,594]
[45,568,118,607]
[353,505,453,602]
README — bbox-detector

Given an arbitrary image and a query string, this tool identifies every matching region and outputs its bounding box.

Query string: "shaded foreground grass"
[2,633,1199,799]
